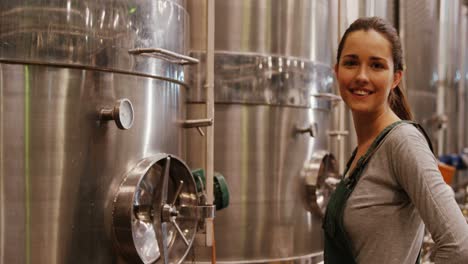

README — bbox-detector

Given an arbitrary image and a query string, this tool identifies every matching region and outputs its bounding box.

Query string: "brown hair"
[336,17,413,120]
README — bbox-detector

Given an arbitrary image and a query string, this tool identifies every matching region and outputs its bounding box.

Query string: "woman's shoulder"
[385,122,428,146]
[382,122,436,164]
[382,122,435,161]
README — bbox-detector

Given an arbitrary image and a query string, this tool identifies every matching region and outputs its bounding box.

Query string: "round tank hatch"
[113,154,199,264]
[302,152,340,218]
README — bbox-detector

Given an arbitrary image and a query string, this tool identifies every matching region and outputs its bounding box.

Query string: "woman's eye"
[342,60,357,67]
[370,62,384,69]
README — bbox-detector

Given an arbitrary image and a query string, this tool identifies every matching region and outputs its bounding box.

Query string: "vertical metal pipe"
[458,5,467,150]
[436,0,448,156]
[24,65,31,264]
[205,0,215,248]
[0,64,3,263]
[337,0,351,173]
[329,0,344,172]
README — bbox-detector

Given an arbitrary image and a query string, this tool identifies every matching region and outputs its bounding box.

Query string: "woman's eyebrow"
[342,54,358,59]
[369,56,386,61]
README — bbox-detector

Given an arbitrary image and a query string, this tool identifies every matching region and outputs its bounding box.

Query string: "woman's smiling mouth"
[350,88,374,96]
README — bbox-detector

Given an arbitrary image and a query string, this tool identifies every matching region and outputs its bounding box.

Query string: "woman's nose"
[355,66,370,83]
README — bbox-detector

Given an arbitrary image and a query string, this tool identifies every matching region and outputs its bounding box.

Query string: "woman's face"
[335,29,402,117]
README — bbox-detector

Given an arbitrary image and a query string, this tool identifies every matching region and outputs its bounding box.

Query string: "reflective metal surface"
[0,0,192,263]
[0,63,186,263]
[113,154,198,264]
[186,0,336,262]
[302,152,340,219]
[188,0,334,64]
[400,0,464,154]
[186,103,332,261]
[187,52,335,108]
[0,0,190,81]
[399,0,439,143]
[437,0,463,155]
[339,0,395,26]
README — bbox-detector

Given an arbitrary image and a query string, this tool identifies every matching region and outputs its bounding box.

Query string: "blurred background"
[0,0,467,263]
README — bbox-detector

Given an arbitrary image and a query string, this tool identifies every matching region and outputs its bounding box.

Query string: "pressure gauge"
[115,99,134,130]
[100,98,134,130]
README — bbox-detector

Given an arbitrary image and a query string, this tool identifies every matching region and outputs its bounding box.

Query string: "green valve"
[214,172,229,210]
[191,169,230,211]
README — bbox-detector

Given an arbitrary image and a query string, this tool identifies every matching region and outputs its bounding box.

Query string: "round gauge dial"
[115,99,134,130]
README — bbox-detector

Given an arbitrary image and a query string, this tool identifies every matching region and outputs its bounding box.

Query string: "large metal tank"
[399,0,465,156]
[186,0,337,263]
[398,0,438,147]
[0,0,203,263]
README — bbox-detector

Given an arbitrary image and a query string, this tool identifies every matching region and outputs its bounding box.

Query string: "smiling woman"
[322,17,468,264]
[336,30,402,119]
[335,18,409,122]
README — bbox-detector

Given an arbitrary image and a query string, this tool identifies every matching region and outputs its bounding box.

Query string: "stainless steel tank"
[0,0,203,263]
[437,0,465,155]
[186,0,338,262]
[399,0,464,155]
[399,0,439,145]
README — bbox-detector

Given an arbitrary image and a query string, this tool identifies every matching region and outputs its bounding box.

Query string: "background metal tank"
[0,0,200,263]
[399,0,465,156]
[398,0,439,148]
[185,0,337,262]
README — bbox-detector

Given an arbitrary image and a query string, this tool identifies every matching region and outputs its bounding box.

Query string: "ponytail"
[388,85,413,120]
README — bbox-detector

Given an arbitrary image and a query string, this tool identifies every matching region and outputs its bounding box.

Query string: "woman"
[322,17,468,264]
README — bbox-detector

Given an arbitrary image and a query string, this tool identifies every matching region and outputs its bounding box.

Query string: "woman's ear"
[334,64,339,77]
[392,70,403,89]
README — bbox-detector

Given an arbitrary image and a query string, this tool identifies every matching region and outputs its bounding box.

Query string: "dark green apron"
[322,120,432,264]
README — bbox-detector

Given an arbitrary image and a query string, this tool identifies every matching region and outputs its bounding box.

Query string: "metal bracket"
[295,123,318,137]
[327,130,349,137]
[182,118,213,136]
[311,92,342,107]
[128,48,200,65]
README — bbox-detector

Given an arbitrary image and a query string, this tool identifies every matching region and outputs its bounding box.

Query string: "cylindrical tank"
[399,0,439,146]
[436,0,464,155]
[400,0,464,155]
[0,0,199,263]
[186,0,337,262]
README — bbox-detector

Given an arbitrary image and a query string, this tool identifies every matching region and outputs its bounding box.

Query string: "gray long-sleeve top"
[343,123,468,264]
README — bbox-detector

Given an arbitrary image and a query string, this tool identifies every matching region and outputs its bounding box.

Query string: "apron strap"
[346,120,404,188]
